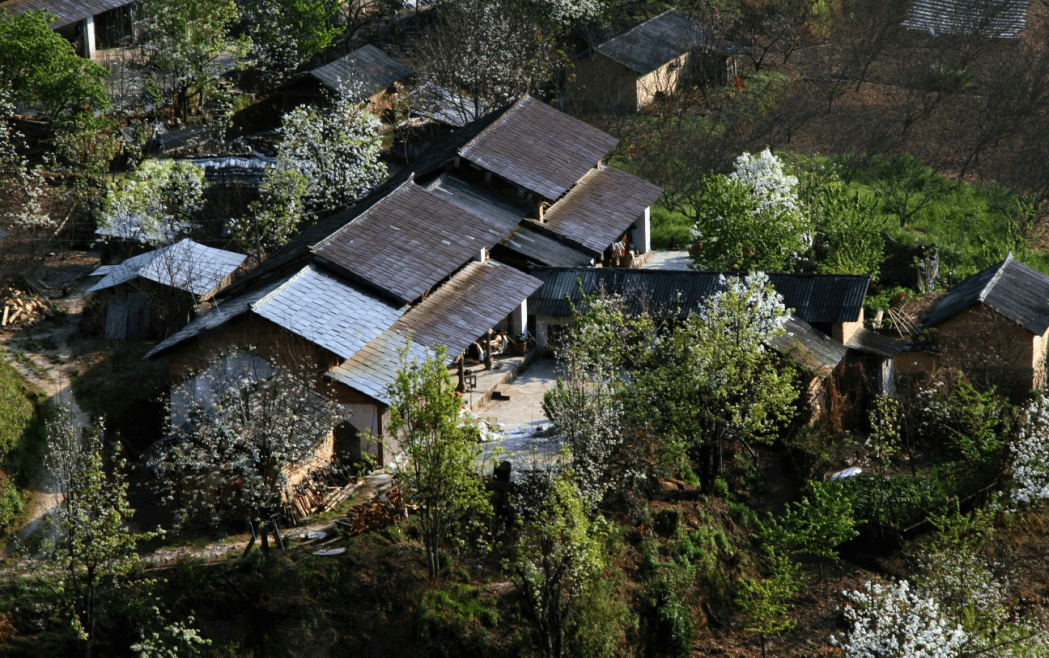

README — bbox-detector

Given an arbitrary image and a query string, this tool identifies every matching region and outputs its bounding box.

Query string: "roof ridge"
[458,96,528,158]
[979,251,1013,303]
[251,263,315,311]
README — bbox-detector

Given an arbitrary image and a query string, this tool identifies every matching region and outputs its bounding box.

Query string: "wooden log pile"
[284,467,354,523]
[1,288,49,329]
[335,487,407,537]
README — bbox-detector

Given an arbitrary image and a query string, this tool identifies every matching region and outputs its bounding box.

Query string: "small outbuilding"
[568,9,737,112]
[86,238,246,340]
[897,253,1049,396]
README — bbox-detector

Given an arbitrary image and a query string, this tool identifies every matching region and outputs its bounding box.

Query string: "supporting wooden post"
[457,353,466,392]
[484,329,493,370]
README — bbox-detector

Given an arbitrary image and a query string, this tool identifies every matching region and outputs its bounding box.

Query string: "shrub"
[416,583,499,656]
[910,374,1011,467]
[641,568,694,658]
[838,473,952,540]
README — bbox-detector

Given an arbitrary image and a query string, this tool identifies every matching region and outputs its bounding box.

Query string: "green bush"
[641,569,694,658]
[911,374,1011,466]
[0,470,24,533]
[838,473,952,539]
[416,582,499,657]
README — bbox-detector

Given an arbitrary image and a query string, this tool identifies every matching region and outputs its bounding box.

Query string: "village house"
[85,238,246,340]
[0,0,137,59]
[897,253,1049,397]
[148,95,662,466]
[568,8,737,113]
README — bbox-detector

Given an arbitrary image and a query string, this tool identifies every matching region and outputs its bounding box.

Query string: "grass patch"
[0,353,50,536]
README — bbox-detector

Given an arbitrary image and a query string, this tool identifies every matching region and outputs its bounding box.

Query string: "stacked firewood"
[335,487,407,537]
[285,468,354,523]
[1,288,48,328]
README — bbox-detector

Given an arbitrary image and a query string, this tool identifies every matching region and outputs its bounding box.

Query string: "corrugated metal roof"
[326,260,542,403]
[87,239,246,298]
[770,317,849,375]
[903,0,1028,38]
[251,264,406,360]
[540,165,662,255]
[458,96,619,201]
[308,45,414,98]
[143,277,287,359]
[311,180,514,304]
[924,253,1049,334]
[845,327,904,359]
[0,0,131,28]
[497,224,595,268]
[423,173,527,233]
[595,9,706,75]
[528,268,868,324]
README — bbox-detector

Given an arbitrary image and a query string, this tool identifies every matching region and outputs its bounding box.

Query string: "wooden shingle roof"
[458,96,619,201]
[903,0,1029,39]
[539,165,662,255]
[595,9,705,75]
[308,45,414,99]
[310,180,514,304]
[0,0,131,28]
[924,253,1049,334]
[497,224,595,268]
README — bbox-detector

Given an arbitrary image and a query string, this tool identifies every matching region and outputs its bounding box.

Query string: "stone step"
[492,383,517,400]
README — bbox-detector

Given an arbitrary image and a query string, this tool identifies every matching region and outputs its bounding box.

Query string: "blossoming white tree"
[1009,393,1049,506]
[234,89,386,255]
[833,579,968,658]
[98,159,207,246]
[689,149,813,271]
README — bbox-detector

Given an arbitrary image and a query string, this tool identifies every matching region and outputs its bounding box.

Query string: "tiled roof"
[529,268,868,324]
[308,45,414,98]
[311,180,514,304]
[0,0,131,28]
[924,253,1049,334]
[251,264,406,359]
[595,9,705,74]
[496,224,595,268]
[186,154,275,188]
[903,0,1028,39]
[87,239,246,298]
[423,174,527,233]
[770,317,849,375]
[540,165,662,255]
[327,261,542,403]
[458,96,619,200]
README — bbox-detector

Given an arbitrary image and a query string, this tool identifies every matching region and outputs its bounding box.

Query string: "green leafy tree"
[807,177,885,277]
[761,481,859,579]
[509,471,608,658]
[387,345,492,579]
[234,90,386,255]
[46,412,142,658]
[0,10,110,119]
[736,545,802,658]
[242,0,342,81]
[137,0,248,122]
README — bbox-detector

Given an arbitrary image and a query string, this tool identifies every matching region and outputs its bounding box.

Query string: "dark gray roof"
[311,180,515,304]
[845,327,904,359]
[458,96,619,200]
[87,239,246,298]
[595,9,705,75]
[423,174,527,233]
[770,317,849,375]
[540,166,662,255]
[903,0,1028,38]
[497,224,595,268]
[308,45,414,98]
[251,264,406,359]
[529,268,868,324]
[923,253,1049,334]
[0,0,131,28]
[327,260,542,403]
